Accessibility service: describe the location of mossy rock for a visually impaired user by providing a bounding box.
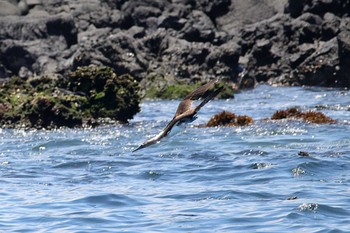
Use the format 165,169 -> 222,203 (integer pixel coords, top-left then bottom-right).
0,77 -> 86,129
0,66 -> 140,129
68,66 -> 140,122
24,95 -> 83,129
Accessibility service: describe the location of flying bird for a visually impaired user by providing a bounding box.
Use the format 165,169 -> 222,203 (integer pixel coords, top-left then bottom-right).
133,80 -> 223,152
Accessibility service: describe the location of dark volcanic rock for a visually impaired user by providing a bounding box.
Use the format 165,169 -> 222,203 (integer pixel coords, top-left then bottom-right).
294,38 -> 340,86
0,13 -> 76,44
285,0 -> 350,18
321,13 -> 341,41
290,18 -> 350,87
180,10 -> 216,42
72,30 -> 148,79
0,0 -> 245,86
336,19 -> 350,87
0,13 -> 77,78
0,0 -> 28,16
1,0 -> 350,93
292,13 -> 323,44
239,0 -> 350,88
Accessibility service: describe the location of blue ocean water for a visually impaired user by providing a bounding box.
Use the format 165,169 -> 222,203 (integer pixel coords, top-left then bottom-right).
0,85 -> 349,232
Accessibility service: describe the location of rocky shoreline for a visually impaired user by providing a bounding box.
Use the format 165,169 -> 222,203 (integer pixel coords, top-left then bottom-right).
1,0 -> 350,88
0,0 -> 349,128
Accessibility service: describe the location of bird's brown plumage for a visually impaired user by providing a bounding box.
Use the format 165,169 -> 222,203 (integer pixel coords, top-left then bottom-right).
174,79 -> 217,117
133,80 -> 223,152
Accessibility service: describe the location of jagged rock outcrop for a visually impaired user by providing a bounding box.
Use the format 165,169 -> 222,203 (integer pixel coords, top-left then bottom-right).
1,0 -> 350,88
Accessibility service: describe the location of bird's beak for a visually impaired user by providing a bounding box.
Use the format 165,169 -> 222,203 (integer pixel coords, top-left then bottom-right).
132,144 -> 144,152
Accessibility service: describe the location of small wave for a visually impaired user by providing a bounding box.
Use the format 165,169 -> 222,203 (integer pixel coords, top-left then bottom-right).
299,203 -> 319,212
72,194 -> 145,208
53,161 -> 91,169
250,162 -> 272,169
31,139 -> 86,151
297,203 -> 350,218
144,170 -> 163,179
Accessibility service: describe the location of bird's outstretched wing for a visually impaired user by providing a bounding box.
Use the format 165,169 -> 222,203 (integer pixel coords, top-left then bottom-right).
185,79 -> 218,100
133,79 -> 222,152
194,84 -> 223,113
175,79 -> 218,117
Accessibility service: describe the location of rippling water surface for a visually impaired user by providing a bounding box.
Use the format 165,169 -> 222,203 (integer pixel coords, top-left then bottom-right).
1,85 -> 350,232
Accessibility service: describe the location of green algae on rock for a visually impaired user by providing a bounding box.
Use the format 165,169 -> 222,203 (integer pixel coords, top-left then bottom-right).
68,66 -> 140,122
0,66 -> 140,129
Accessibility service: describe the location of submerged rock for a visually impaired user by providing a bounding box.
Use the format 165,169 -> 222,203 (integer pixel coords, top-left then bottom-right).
298,151 -> 310,157
0,66 -> 140,129
271,107 -> 336,124
206,111 -> 253,127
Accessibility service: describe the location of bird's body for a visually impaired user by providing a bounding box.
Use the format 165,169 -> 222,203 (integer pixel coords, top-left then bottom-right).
133,80 -> 223,152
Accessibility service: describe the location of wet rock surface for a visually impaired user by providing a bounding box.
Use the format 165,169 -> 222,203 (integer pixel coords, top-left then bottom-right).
1,0 -> 350,88
271,107 -> 336,124
206,111 -> 253,127
0,66 -> 140,129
